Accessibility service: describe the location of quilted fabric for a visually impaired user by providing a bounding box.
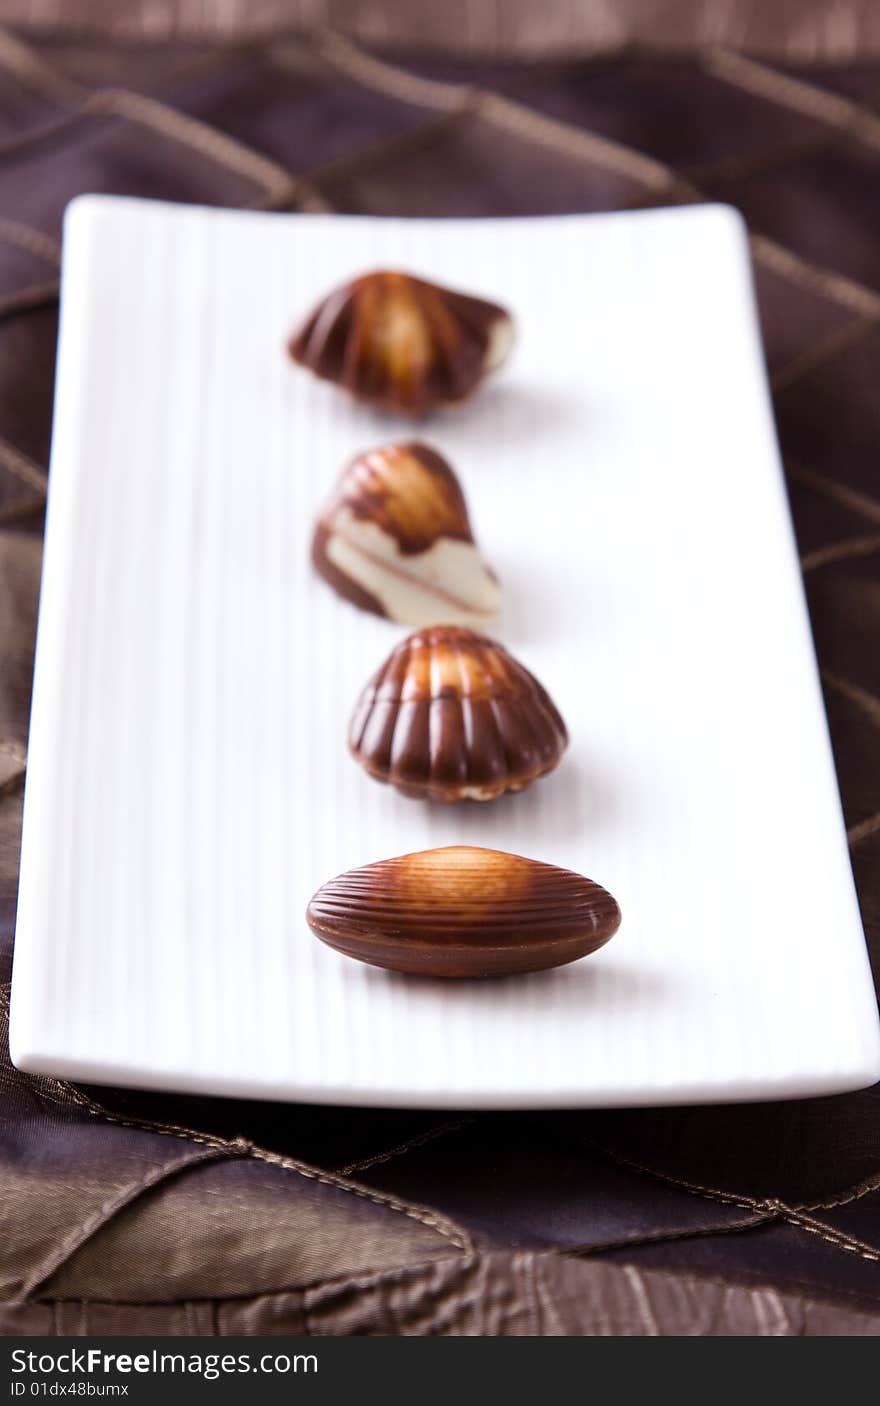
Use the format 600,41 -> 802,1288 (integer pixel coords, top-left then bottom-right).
0,2 -> 879,1335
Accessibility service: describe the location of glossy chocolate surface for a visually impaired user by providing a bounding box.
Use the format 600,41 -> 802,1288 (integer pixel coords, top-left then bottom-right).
349,625 -> 568,801
322,442 -> 473,555
306,845 -> 622,978
288,270 -> 514,416
312,442 -> 499,625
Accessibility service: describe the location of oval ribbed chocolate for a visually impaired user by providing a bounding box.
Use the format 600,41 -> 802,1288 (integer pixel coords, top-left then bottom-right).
313,442 -> 500,627
349,625 -> 568,801
288,271 -> 514,416
307,846 -> 621,978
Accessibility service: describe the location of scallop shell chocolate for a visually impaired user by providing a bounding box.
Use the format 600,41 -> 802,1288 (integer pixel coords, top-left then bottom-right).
287,270 -> 515,416
349,625 -> 568,801
306,845 -> 621,978
313,442 -> 500,628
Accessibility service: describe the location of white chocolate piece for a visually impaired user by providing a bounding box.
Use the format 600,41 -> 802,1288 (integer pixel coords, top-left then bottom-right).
325,508 -> 500,628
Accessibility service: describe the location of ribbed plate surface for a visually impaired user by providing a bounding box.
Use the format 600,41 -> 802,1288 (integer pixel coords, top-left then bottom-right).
10,197 -> 880,1106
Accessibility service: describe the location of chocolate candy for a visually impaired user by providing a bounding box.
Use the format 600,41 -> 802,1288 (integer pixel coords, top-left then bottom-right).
307,845 -> 621,978
288,270 -> 514,416
349,625 -> 568,802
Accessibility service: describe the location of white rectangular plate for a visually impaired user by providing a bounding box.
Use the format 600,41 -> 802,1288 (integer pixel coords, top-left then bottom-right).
11,196 -> 880,1108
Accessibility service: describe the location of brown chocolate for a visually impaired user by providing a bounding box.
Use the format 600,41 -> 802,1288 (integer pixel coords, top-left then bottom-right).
323,442 -> 473,555
306,845 -> 621,978
312,443 -> 500,627
349,625 -> 568,801
288,271 -> 514,416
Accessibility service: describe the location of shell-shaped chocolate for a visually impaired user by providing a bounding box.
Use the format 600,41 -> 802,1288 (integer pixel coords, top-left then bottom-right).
349,625 -> 568,801
288,271 -> 514,416
313,442 -> 500,627
307,845 -> 621,977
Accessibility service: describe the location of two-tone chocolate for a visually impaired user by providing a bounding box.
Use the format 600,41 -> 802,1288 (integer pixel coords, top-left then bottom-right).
288,270 -> 515,416
307,845 -> 621,978
312,442 -> 500,628
349,624 -> 568,801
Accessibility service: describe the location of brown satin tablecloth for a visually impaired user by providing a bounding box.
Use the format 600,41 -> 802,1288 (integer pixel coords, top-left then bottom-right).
1,1 -> 879,1336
